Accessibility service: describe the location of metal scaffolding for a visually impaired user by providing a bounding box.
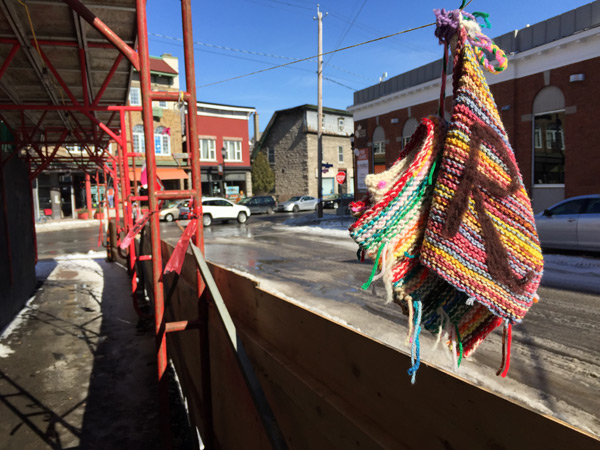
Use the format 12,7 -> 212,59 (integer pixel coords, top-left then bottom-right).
1,1 -> 288,448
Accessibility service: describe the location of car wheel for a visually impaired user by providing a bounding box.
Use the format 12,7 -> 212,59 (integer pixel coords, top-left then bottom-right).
333,202 -> 339,209
267,206 -> 274,215
293,205 -> 299,213
237,212 -> 248,224
203,214 -> 212,227
164,213 -> 174,222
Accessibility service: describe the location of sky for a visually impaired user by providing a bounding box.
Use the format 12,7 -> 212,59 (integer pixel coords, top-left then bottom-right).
145,0 -> 593,135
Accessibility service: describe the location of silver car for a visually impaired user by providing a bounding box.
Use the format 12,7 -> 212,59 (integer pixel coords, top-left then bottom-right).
276,195 -> 319,213
535,194 -> 600,251
159,200 -> 187,222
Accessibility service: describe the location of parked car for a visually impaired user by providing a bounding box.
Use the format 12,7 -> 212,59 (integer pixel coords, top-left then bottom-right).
180,197 -> 251,227
159,201 -> 187,222
322,193 -> 354,209
535,194 -> 600,251
239,195 -> 277,215
276,195 -> 319,213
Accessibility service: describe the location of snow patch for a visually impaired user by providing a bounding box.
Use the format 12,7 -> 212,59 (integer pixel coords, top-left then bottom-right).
36,219 -> 100,233
0,343 -> 14,358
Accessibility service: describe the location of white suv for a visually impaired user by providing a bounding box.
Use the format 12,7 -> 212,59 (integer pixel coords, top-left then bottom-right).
201,197 -> 251,227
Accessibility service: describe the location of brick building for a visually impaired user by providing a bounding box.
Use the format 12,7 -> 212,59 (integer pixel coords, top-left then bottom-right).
253,104 -> 354,201
193,102 -> 255,198
348,2 -> 600,212
127,53 -> 187,190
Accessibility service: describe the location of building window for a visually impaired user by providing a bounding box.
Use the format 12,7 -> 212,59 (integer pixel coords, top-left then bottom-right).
338,118 -> 345,132
533,86 -> 566,186
338,146 -> 344,163
65,144 -> 82,153
158,100 -> 167,108
132,124 -> 170,155
401,118 -> 418,149
224,140 -> 242,162
534,112 -> 565,184
133,124 -> 144,152
199,138 -> 216,161
129,87 -> 141,106
373,142 -> 385,155
154,126 -> 170,156
267,147 -> 275,164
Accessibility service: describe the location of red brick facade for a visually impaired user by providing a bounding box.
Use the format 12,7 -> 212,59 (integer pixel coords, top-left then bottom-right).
353,56 -> 600,203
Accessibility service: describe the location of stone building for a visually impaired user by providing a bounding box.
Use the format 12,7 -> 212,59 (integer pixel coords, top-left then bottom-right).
348,2 -> 600,212
254,104 -> 354,201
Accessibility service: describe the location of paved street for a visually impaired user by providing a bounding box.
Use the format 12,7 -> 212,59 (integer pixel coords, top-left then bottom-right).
37,215 -> 600,439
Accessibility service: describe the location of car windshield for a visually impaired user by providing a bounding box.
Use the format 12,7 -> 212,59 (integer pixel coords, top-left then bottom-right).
289,196 -> 301,201
239,198 -> 251,205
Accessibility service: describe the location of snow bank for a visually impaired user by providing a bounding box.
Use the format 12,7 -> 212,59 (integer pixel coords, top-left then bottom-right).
36,219 -> 101,233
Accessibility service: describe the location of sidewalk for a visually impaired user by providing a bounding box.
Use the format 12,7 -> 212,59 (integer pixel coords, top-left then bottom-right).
0,252 -> 161,449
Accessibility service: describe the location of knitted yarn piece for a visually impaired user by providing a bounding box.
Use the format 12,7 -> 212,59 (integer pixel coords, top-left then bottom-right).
350,114 -> 499,359
421,26 -> 544,324
349,116 -> 445,305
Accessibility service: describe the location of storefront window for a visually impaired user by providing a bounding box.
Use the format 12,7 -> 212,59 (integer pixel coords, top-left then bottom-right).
534,112 -> 565,184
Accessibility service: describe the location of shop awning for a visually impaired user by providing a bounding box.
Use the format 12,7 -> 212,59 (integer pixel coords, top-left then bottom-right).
129,167 -> 189,181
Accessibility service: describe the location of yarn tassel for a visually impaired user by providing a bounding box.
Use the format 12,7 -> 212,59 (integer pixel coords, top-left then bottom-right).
361,243 -> 385,290
496,320 -> 513,377
433,307 -> 446,350
405,297 -> 414,345
450,325 -> 459,371
500,322 -> 513,377
407,300 -> 423,384
454,323 -> 464,368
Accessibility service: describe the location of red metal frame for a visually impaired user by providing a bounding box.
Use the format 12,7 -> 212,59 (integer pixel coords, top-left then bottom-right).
0,1 -> 207,446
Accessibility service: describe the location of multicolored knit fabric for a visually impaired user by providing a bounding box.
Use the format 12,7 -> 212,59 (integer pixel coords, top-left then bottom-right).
349,116 -> 445,305
421,25 -> 544,325
349,114 -> 501,365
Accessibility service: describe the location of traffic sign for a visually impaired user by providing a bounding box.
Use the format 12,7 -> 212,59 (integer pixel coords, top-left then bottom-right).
335,171 -> 346,184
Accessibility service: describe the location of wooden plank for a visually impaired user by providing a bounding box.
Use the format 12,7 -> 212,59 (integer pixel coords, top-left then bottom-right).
243,287 -> 599,450
154,244 -> 599,450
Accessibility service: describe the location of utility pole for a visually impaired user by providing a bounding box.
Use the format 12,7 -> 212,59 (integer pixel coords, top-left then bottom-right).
314,4 -> 327,218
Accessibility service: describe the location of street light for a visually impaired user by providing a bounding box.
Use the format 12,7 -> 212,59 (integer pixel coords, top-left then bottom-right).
220,146 -> 227,198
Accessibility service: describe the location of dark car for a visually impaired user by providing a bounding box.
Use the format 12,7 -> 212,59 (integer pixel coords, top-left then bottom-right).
322,193 -> 354,209
239,195 -> 277,215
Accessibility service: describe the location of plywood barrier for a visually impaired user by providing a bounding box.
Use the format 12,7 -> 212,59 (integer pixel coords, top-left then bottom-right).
154,239 -> 598,449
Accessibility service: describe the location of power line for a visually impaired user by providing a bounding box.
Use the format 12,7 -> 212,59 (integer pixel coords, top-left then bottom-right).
323,77 -> 356,90
197,21 -> 436,88
148,35 -> 370,87
325,0 -> 368,67
149,32 -> 376,83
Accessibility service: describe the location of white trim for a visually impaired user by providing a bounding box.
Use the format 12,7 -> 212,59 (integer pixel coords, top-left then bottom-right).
196,102 -> 255,114
196,111 -> 251,120
348,27 -> 600,121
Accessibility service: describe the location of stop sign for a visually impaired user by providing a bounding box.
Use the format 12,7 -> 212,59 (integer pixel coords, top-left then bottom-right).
335,171 -> 346,184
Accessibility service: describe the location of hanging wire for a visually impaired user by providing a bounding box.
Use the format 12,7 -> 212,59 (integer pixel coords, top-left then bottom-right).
197,21 -> 437,88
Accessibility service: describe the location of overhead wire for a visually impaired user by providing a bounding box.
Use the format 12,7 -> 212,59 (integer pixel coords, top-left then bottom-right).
148,35 -> 367,88
149,32 -> 375,83
197,21 -> 436,88
324,0 -> 368,67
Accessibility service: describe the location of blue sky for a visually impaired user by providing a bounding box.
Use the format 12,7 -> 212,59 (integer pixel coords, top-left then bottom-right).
145,0 -> 592,135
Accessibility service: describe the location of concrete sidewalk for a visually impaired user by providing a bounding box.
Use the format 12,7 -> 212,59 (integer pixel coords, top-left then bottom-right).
0,253 -> 161,449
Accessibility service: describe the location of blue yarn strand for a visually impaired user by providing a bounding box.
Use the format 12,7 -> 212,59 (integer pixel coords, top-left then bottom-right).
408,300 -> 423,384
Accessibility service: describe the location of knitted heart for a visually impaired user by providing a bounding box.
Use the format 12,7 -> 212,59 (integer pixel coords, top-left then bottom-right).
421,25 -> 544,327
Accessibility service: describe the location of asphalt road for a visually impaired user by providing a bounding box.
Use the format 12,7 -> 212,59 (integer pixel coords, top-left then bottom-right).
37,213 -> 600,439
